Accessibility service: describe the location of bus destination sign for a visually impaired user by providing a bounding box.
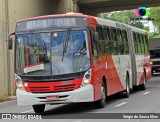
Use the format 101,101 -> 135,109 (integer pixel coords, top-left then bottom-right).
16,17 -> 87,32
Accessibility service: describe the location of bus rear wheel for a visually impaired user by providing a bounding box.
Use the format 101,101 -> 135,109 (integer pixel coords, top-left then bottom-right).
32,104 -> 45,113
95,82 -> 106,108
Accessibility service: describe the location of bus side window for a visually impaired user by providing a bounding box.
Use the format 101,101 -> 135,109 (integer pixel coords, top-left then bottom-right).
143,34 -> 146,54
137,34 -> 142,54
145,35 -> 149,53
111,28 -> 118,55
133,32 -> 137,54
143,35 -> 146,53
123,30 -> 129,54
90,27 -> 98,57
117,29 -> 124,54
103,27 -> 111,54
140,34 -> 145,54
96,25 -> 105,55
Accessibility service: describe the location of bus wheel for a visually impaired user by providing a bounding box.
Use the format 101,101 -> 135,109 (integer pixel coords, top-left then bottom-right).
124,75 -> 130,98
95,82 -> 106,108
32,104 -> 45,113
139,72 -> 146,91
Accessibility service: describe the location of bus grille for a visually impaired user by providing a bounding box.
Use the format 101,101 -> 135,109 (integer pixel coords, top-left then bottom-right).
29,87 -> 50,93
54,85 -> 75,92
29,85 -> 76,93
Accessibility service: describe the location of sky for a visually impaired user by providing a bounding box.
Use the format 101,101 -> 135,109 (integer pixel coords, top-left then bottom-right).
143,20 -> 155,32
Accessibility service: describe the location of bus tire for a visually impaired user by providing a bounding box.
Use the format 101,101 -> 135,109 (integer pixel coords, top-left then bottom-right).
139,71 -> 146,91
95,81 -> 106,108
124,74 -> 130,98
32,104 -> 45,113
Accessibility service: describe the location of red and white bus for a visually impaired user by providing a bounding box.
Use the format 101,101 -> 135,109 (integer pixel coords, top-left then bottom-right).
9,13 -> 152,113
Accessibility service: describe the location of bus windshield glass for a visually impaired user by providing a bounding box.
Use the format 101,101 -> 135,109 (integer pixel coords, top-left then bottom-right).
16,29 -> 90,76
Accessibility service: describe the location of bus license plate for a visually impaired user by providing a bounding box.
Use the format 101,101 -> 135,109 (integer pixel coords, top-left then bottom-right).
46,96 -> 59,101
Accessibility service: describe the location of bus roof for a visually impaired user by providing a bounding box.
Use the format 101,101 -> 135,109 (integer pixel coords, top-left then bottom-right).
94,17 -> 147,34
17,13 -> 90,23
17,13 -> 147,34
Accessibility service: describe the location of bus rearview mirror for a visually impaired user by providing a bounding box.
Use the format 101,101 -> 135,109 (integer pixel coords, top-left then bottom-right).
94,32 -> 99,44
8,32 -> 15,50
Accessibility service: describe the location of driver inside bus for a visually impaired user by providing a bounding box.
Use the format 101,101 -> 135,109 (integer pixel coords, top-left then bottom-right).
79,42 -> 87,55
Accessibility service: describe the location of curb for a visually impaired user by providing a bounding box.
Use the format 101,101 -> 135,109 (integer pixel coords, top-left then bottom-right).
0,96 -> 16,103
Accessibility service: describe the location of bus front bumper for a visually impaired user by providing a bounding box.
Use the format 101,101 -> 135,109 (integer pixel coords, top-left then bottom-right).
16,84 -> 94,105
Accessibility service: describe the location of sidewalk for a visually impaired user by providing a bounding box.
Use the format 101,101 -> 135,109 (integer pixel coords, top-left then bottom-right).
0,96 -> 16,103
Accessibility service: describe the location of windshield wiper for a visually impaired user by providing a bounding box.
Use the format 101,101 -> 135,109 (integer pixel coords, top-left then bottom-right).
62,28 -> 72,61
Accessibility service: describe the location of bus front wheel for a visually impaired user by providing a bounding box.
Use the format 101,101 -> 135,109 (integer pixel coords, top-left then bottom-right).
95,81 -> 106,108
32,104 -> 45,113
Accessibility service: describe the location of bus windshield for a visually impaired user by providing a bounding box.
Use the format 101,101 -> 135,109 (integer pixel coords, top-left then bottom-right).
16,29 -> 90,76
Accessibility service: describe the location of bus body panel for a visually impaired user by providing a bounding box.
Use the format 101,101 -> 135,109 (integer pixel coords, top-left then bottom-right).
17,84 -> 94,105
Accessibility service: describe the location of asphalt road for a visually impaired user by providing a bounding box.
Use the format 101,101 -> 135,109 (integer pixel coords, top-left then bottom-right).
0,76 -> 160,122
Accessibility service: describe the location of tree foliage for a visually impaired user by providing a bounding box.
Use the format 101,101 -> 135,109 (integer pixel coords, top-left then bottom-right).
149,7 -> 160,33
104,10 -> 144,29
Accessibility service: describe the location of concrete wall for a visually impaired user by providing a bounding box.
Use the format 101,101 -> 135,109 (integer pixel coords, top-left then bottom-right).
0,0 -> 8,99
49,0 -> 75,14
0,0 -> 74,99
7,0 -> 56,97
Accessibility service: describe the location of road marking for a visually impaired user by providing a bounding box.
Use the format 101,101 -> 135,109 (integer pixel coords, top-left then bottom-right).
143,91 -> 150,95
0,100 -> 16,105
21,110 -> 33,113
114,102 -> 128,107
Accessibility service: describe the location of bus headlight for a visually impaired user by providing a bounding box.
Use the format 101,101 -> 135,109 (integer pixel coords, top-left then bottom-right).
81,69 -> 91,87
15,74 -> 24,90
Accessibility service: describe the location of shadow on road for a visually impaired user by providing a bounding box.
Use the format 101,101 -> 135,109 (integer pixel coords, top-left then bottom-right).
39,76 -> 160,116
41,102 -> 95,115
40,92 -> 140,115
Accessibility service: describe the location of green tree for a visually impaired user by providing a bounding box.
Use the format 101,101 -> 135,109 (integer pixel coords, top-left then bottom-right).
130,21 -> 144,29
149,7 -> 160,33
104,10 -> 134,24
143,26 -> 150,32
104,10 -> 144,29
